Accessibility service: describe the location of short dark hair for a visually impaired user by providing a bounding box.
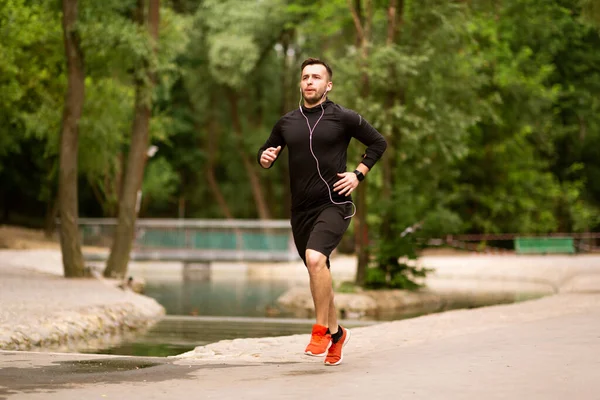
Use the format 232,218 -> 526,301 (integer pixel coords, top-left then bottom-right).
300,57 -> 333,80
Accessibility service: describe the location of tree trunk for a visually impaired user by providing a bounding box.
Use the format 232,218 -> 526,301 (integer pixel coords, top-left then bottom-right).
206,166 -> 234,219
178,195 -> 185,218
203,109 -> 234,219
44,193 -> 59,239
280,33 -> 293,218
1,192 -> 9,223
104,0 -> 159,279
381,0 -> 403,219
227,90 -> 272,220
354,185 -> 369,285
349,0 -> 373,285
59,0 -> 86,278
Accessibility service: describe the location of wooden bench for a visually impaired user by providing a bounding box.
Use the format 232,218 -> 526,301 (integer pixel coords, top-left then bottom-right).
514,237 -> 575,254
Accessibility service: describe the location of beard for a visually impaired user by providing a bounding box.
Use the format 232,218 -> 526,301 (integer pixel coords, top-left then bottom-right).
303,88 -> 327,105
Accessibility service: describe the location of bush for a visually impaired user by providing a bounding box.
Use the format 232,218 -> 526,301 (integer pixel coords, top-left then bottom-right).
364,233 -> 432,290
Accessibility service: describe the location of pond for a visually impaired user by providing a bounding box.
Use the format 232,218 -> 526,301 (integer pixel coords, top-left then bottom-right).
89,275 -> 377,357
93,315 -> 377,358
143,277 -> 298,318
87,262 -> 540,358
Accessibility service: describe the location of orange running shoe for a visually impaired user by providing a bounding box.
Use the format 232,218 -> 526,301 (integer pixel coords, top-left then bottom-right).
324,326 -> 351,366
304,324 -> 331,356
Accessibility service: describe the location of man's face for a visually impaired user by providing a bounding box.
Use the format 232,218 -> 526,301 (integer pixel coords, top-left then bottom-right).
300,64 -> 332,105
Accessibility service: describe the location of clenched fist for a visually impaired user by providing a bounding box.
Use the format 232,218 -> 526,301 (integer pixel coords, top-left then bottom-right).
260,146 -> 281,168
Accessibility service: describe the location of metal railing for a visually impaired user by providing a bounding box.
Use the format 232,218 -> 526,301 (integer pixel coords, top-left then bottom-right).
432,233 -> 600,253
77,218 -> 300,262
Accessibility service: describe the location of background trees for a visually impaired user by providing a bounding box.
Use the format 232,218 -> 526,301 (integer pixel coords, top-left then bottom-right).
1,0 -> 599,284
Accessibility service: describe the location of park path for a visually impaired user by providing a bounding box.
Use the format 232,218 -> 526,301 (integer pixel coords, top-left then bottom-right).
0,250 -> 599,399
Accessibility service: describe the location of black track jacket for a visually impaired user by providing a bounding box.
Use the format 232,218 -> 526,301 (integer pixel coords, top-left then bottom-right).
258,99 -> 387,213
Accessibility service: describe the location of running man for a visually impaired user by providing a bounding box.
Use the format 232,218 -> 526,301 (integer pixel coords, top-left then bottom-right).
257,58 -> 387,366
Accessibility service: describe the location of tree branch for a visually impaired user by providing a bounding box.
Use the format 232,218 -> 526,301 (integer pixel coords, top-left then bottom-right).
364,0 -> 373,42
387,0 -> 398,45
347,0 -> 365,43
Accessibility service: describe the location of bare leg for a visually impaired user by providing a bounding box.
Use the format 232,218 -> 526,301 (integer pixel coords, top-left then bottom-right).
305,249 -> 332,327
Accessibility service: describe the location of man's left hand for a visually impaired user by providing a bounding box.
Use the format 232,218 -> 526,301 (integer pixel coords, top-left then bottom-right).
333,172 -> 359,196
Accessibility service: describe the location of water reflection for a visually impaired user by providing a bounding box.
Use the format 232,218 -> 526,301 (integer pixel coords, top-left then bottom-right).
93,262 -> 540,358
92,316 -> 377,357
144,278 -> 296,318
90,263 -> 376,357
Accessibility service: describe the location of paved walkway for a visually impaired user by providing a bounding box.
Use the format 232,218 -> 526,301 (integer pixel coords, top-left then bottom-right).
1,293 -> 599,399
0,250 -> 165,352
0,250 -> 599,399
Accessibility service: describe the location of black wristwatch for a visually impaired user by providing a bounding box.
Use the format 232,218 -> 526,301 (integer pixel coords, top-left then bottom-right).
354,170 -> 365,182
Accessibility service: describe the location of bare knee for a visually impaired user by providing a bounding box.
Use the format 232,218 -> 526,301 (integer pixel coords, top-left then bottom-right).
305,250 -> 327,275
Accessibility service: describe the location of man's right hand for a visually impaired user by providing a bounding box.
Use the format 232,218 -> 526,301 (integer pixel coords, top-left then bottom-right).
260,146 -> 281,168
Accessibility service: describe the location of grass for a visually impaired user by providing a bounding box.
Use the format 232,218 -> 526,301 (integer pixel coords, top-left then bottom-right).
335,280 -> 360,294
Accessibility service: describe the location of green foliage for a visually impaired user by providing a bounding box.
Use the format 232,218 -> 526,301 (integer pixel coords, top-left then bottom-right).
0,0 -> 62,168
365,232 -> 432,290
0,0 -> 62,206
141,157 -> 180,209
208,34 -> 259,89
452,0 -> 600,234
335,281 -> 359,294
1,0 -> 600,289
78,0 -> 145,77
580,0 -> 600,27
339,1 -> 485,289
199,0 -> 288,89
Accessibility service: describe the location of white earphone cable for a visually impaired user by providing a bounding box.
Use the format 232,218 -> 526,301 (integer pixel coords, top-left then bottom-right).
298,89 -> 356,219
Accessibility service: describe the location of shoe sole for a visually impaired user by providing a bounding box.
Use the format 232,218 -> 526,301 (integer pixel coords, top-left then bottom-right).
304,341 -> 331,357
324,329 -> 351,366
304,350 -> 327,357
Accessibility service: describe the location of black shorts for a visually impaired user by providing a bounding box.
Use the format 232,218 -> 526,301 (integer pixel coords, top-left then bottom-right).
291,203 -> 352,268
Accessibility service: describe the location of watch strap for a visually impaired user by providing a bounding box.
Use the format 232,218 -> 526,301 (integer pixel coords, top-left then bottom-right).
354,170 -> 365,182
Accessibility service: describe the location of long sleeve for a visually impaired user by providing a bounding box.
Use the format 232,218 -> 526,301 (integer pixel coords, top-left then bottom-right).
341,109 -> 387,169
257,118 -> 287,169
